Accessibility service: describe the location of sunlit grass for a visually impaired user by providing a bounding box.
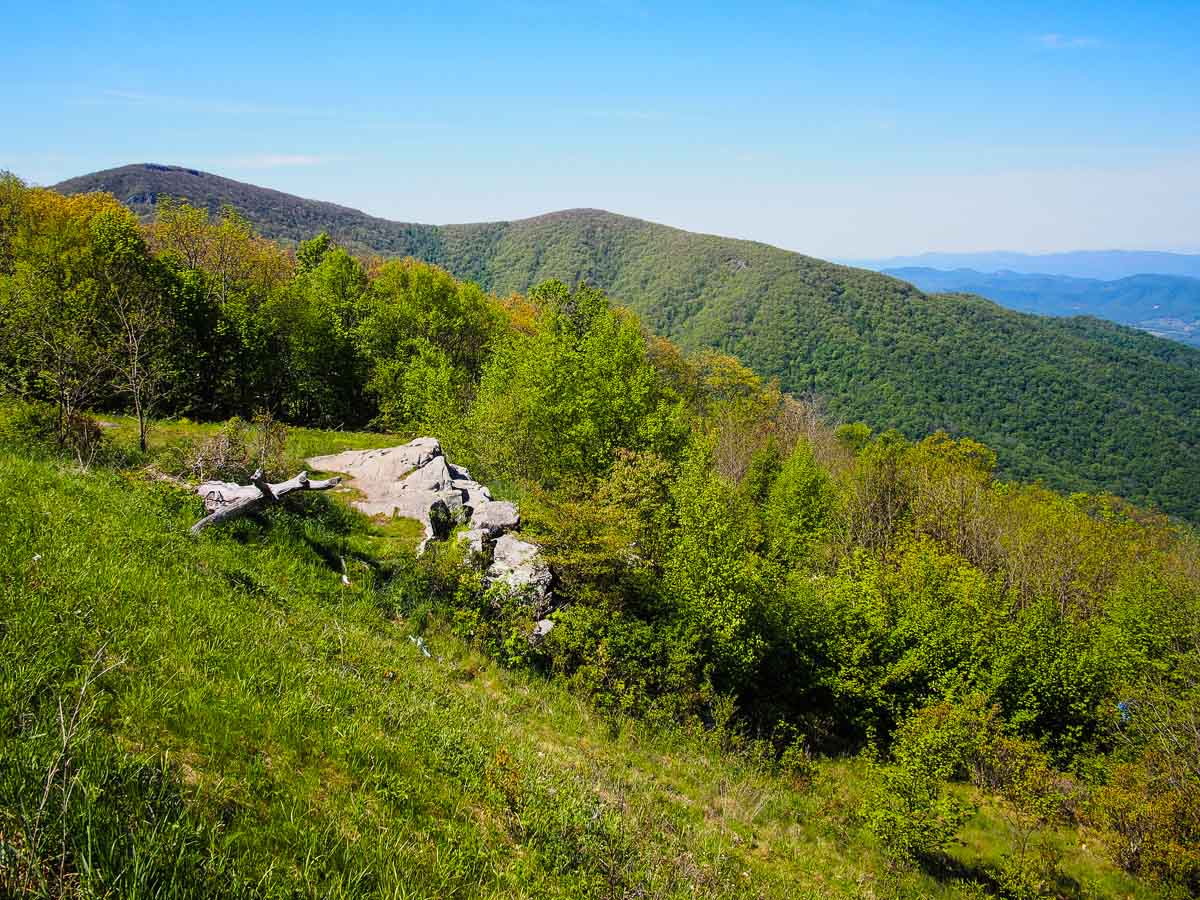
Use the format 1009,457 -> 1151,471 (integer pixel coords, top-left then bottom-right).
0,433 -> 1166,898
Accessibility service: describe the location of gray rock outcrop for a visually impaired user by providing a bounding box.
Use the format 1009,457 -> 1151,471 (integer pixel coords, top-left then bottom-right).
307,439 -> 556,624
487,533 -> 553,614
310,438 -> 510,548
472,500 -> 520,536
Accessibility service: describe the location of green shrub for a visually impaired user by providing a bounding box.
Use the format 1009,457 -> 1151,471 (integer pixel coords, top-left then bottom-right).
0,400 -> 109,467
863,696 -> 1068,887
1094,752 -> 1200,892
1093,645 -> 1200,892
861,703 -> 977,866
0,399 -> 59,448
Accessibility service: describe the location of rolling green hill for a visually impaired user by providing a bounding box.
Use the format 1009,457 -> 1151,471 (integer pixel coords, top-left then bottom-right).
53,164 -> 1200,519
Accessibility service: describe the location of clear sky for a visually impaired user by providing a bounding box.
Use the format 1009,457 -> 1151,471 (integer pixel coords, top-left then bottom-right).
3,1 -> 1198,258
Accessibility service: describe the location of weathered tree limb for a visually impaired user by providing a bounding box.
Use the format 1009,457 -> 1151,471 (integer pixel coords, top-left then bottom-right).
191,469 -> 341,535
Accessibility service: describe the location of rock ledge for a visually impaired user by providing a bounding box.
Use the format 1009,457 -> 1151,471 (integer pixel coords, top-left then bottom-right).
309,438 -> 555,619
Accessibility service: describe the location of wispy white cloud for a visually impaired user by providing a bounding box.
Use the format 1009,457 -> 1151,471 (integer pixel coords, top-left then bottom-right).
583,109 -> 661,121
1036,33 -> 1104,49
93,88 -> 320,117
223,153 -> 334,169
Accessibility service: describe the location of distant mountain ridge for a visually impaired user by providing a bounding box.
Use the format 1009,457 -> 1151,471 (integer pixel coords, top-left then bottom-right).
52,163 -> 447,256
885,267 -> 1200,347
51,163 -> 1200,520
850,249 -> 1200,280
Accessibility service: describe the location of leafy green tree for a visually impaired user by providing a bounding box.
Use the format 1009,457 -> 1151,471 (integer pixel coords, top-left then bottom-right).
862,701 -> 979,866
295,231 -> 333,274
470,281 -> 682,484
844,429 -> 913,557
0,187 -> 118,452
91,207 -> 174,452
762,440 -> 839,568
835,422 -> 872,453
368,338 -> 462,435
148,200 -> 294,418
355,259 -> 498,436
266,247 -> 367,425
664,438 -> 769,693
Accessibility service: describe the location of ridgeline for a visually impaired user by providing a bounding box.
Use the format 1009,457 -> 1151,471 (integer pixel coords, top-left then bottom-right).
54,164 -> 1200,520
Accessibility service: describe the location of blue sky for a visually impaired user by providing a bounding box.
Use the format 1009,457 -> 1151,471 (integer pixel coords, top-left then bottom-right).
3,1 -> 1198,257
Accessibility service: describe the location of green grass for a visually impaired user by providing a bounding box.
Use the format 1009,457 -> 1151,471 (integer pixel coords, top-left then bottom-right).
0,435 -> 1163,898
99,414 -> 405,464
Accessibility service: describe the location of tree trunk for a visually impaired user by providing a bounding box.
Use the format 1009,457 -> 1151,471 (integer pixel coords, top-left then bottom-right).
191,469 -> 341,535
135,395 -> 147,453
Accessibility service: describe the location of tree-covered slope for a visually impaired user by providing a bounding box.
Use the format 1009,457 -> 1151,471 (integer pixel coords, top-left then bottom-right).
53,165 -> 1200,519
51,163 -> 446,256
391,208 -> 1200,520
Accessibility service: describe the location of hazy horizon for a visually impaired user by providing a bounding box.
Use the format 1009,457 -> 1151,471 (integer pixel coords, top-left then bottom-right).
5,1 -> 1198,258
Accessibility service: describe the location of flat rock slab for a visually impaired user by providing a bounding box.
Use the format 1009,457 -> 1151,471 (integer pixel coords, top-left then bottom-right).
308,438 -> 442,485
308,439 -> 450,540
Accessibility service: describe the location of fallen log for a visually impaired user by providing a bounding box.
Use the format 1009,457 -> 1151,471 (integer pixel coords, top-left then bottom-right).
191,469 -> 341,535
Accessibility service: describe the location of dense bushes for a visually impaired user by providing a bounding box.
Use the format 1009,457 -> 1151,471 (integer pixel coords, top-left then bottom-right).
468,280 -> 687,485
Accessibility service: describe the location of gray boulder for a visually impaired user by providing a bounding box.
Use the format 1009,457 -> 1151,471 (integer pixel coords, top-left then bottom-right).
456,527 -> 491,560
399,455 -> 454,493
472,501 -> 520,536
487,533 -> 553,614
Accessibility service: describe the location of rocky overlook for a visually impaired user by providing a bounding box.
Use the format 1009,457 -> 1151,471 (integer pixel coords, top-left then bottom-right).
308,439 -> 554,624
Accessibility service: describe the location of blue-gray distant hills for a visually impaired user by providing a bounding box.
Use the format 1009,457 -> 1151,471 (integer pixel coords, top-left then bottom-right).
853,250 -> 1200,280
883,268 -> 1200,347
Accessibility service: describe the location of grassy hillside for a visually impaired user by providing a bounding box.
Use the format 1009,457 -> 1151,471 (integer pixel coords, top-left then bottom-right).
0,424 -> 1162,899
8,174 -> 1200,897
51,165 -> 1200,520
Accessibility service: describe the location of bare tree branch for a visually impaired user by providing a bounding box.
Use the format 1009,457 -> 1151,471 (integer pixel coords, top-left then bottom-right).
191,469 -> 341,534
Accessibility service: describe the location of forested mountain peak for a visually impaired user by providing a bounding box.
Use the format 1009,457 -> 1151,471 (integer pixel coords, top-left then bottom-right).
54,163 -> 376,219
